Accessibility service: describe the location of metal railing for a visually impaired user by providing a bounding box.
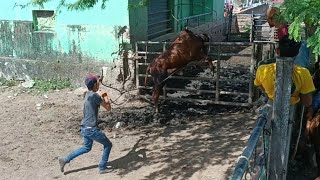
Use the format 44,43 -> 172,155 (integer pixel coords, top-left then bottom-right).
231,57 -> 300,180
231,104 -> 271,179
134,41 -> 273,107
175,11 -> 217,31
171,4 -> 218,31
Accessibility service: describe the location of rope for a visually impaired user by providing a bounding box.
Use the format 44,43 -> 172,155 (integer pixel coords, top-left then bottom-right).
291,105 -> 305,160
262,117 -> 269,179
151,66 -> 185,87
99,69 -> 138,106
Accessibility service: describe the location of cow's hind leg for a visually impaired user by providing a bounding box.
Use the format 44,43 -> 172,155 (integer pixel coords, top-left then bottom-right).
152,71 -> 167,113
152,86 -> 161,113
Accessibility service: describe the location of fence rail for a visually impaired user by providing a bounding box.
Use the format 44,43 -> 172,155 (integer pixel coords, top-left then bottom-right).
171,3 -> 218,32
231,104 -> 270,179
134,41 -> 276,107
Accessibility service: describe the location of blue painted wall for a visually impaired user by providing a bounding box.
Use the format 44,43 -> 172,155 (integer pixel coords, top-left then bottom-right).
1,0 -> 129,25
0,0 -> 130,62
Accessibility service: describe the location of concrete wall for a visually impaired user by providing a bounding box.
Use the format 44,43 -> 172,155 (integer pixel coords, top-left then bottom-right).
0,0 -> 130,62
191,20 -> 226,42
0,20 -> 127,61
0,0 -> 133,86
0,57 -> 106,86
239,3 -> 269,14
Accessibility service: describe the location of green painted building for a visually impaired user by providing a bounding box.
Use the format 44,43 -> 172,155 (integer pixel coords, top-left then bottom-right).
130,0 -> 225,42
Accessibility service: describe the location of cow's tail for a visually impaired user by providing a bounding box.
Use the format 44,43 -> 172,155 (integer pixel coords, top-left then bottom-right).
144,64 -> 150,87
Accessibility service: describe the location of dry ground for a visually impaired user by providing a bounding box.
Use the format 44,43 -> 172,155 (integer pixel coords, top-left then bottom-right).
0,85 -> 257,180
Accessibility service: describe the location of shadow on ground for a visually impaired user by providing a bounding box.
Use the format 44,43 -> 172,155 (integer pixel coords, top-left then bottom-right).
85,101 -> 257,179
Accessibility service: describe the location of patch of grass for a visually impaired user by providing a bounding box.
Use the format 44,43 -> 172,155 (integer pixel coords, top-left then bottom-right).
0,77 -> 18,87
33,79 -> 72,92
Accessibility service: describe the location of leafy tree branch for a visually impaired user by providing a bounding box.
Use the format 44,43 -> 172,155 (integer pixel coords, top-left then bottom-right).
280,0 -> 320,55
27,0 -> 149,10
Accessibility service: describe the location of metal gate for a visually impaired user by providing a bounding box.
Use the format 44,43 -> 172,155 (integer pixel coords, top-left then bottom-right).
134,41 -> 274,107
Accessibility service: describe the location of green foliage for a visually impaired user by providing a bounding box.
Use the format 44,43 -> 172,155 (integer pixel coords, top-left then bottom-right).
29,0 -> 109,10
0,78 -> 18,87
280,0 -> 320,55
28,0 -> 148,10
33,79 -> 72,92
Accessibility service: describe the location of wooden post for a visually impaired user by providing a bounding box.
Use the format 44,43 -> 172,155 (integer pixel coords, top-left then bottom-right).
249,43 -> 256,104
249,13 -> 254,42
215,45 -> 221,102
122,43 -> 129,83
267,57 -> 294,180
135,42 -> 140,94
163,43 -> 167,99
227,7 -> 233,41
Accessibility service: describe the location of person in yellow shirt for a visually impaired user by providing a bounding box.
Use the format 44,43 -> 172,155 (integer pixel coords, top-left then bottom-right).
254,35 -> 315,110
253,35 -> 315,180
254,63 -> 315,105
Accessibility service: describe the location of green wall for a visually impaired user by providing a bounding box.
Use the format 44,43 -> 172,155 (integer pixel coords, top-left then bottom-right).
129,0 -> 148,44
170,0 -> 224,32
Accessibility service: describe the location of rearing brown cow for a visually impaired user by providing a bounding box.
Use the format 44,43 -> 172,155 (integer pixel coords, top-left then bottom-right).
144,28 -> 214,113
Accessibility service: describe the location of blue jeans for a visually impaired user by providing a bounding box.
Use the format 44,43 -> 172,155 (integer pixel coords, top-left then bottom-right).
313,92 -> 320,111
64,127 -> 112,171
294,41 -> 310,68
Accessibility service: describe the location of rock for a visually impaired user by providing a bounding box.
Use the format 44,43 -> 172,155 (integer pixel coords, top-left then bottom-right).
115,121 -> 122,129
21,80 -> 35,88
73,87 -> 88,97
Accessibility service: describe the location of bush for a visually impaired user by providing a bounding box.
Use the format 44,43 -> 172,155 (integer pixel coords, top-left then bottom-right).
33,79 -> 72,92
0,77 -> 18,87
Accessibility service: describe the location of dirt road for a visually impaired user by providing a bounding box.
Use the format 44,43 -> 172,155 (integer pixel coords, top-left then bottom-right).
0,86 -> 256,180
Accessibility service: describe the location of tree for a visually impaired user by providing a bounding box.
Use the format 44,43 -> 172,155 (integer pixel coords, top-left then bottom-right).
280,0 -> 320,55
28,0 -> 149,10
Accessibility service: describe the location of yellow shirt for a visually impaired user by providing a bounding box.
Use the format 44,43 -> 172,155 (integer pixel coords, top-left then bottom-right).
254,63 -> 315,105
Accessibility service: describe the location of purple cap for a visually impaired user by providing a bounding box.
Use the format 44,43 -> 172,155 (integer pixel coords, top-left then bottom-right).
85,75 -> 98,89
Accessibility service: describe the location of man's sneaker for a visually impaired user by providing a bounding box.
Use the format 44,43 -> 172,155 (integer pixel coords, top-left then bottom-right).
99,166 -> 113,174
58,158 -> 67,172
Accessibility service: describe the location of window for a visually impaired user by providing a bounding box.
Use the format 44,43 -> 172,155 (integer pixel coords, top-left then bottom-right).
32,10 -> 55,31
